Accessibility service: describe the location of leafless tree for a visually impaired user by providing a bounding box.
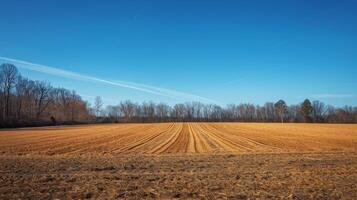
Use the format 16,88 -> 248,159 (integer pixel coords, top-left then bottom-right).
0,63 -> 19,120
142,101 -> 156,121
263,102 -> 275,121
156,103 -> 170,121
203,104 -> 214,120
33,81 -> 53,119
192,102 -> 203,119
15,78 -> 36,120
106,105 -> 121,122
312,100 -> 326,122
94,96 -> 103,117
172,104 -> 186,121
119,100 -> 136,122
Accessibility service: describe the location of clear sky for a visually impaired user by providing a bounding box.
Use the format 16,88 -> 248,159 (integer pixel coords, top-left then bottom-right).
0,0 -> 356,106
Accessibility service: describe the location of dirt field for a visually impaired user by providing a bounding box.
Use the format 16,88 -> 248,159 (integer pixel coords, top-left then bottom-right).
1,123 -> 356,199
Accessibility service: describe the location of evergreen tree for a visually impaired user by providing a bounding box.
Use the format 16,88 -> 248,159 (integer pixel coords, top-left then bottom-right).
274,100 -> 287,123
300,99 -> 313,122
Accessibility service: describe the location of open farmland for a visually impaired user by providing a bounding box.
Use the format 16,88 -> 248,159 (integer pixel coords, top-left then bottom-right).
1,123 -> 357,199
1,123 -> 356,155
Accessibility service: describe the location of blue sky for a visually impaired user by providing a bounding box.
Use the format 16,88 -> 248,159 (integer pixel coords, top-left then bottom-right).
0,0 -> 356,106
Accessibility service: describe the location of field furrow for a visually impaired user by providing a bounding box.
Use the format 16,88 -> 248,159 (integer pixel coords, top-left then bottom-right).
198,123 -> 253,152
146,123 -> 183,154
115,123 -> 174,153
1,122 -> 356,155
163,123 -> 191,153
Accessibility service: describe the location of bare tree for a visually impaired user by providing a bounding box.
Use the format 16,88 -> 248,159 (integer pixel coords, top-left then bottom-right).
33,81 -> 53,119
312,100 -> 326,122
192,102 -> 203,119
156,103 -> 170,121
142,101 -> 156,121
0,63 -> 19,120
69,90 -> 81,121
264,102 -> 275,122
15,76 -> 28,119
119,100 -> 136,122
172,104 -> 186,121
94,96 -> 103,117
54,88 -> 71,120
203,104 -> 214,120
211,105 -> 223,121
16,78 -> 36,120
288,104 -> 301,122
185,102 -> 194,121
106,105 -> 121,122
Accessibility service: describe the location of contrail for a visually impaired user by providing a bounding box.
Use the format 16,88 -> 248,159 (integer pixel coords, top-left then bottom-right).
0,56 -> 217,103
114,80 -> 216,103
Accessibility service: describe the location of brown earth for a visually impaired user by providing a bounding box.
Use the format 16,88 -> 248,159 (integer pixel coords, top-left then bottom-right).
0,123 -> 356,199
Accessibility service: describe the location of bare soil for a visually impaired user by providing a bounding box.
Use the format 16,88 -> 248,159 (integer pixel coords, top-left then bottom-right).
0,123 -> 356,199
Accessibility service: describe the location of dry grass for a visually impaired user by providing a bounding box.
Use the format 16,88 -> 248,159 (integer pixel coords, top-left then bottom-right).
0,123 -> 356,199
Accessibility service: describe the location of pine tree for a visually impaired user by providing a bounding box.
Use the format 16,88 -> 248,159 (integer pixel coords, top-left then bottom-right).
300,99 -> 312,122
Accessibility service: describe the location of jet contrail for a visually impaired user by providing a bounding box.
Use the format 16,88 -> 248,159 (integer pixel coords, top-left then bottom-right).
114,80 -> 216,103
0,56 -> 217,103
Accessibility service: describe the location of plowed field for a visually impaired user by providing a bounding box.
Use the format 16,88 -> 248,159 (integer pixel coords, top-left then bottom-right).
1,123 -> 356,155
1,123 -> 356,199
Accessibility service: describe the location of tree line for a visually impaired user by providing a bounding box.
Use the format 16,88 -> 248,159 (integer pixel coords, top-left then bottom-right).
0,63 -> 93,127
1,63 -> 356,127
100,98 -> 357,123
